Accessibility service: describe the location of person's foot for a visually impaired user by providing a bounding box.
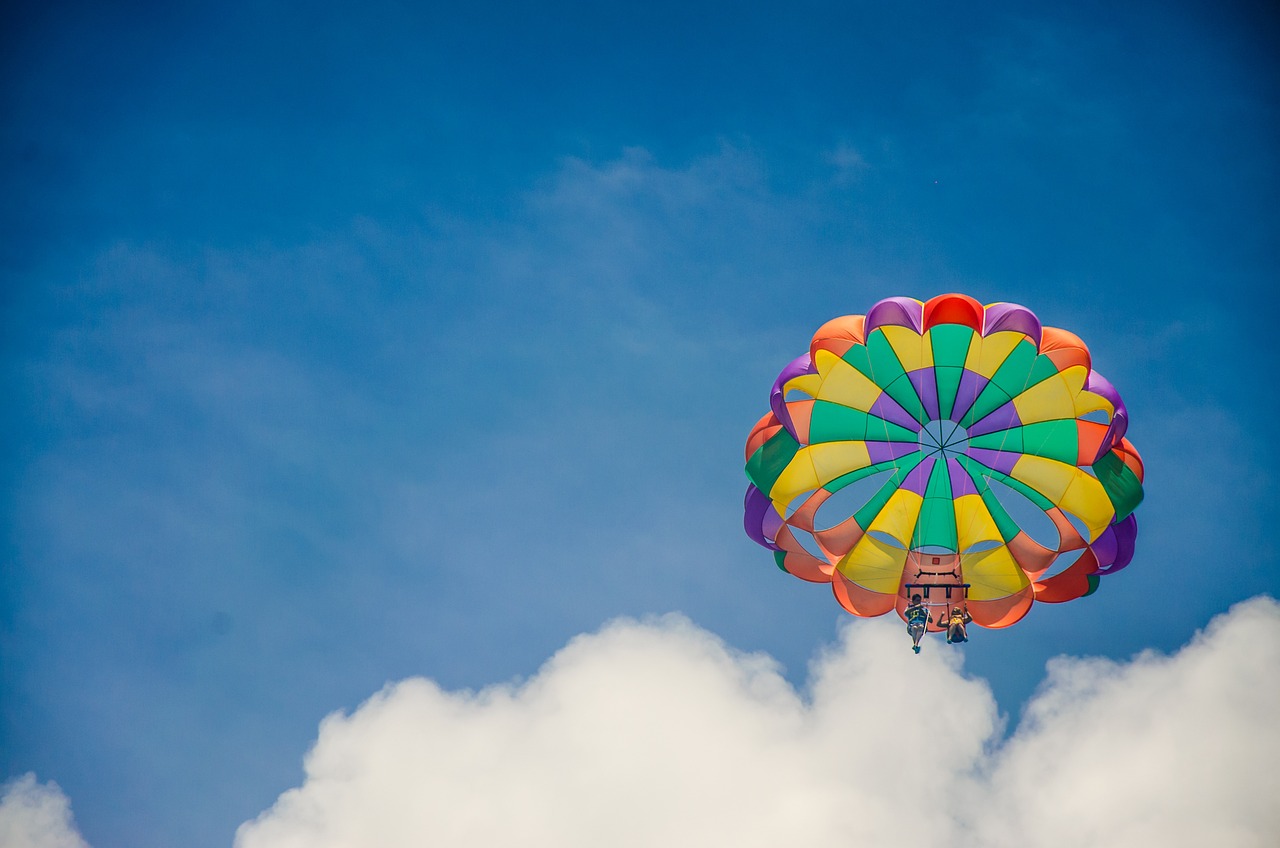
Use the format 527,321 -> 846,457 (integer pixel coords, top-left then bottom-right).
913,645 -> 920,654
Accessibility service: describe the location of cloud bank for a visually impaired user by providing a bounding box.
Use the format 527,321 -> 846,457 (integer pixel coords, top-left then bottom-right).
0,775 -> 89,848
237,598 -> 1279,848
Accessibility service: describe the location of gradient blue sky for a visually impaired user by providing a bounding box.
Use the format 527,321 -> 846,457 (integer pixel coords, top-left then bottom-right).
3,2 -> 1278,846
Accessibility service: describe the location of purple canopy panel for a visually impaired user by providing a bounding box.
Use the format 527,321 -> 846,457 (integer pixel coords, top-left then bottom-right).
1089,522 -> 1119,566
907,369 -> 940,420
968,399 -> 1023,437
1114,513 -> 1138,567
761,503 -> 785,549
865,296 -> 924,335
743,485 -> 781,550
869,391 -> 923,432
1085,370 -> 1128,458
866,440 -> 922,464
769,353 -> 816,442
950,369 -> 988,424
966,447 -> 1021,475
901,455 -> 936,496
947,456 -> 980,498
1094,514 -> 1138,575
983,302 -> 1043,346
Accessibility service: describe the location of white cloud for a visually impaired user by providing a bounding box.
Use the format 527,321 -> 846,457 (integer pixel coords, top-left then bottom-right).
967,596 -> 1280,848
0,775 -> 89,848
236,597 -> 1280,848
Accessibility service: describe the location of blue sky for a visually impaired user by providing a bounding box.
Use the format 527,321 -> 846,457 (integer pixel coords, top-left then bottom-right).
2,2 -> 1278,846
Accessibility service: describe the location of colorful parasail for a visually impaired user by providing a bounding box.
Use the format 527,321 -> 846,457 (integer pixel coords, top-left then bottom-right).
743,294 -> 1144,632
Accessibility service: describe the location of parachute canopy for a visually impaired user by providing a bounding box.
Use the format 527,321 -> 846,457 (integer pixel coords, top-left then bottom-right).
744,294 -> 1143,630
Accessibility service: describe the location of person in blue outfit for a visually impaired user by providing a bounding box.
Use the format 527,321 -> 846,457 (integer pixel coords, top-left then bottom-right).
905,594 -> 931,654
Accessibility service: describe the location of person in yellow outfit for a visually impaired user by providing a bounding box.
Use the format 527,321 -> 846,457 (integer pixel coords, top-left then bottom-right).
944,606 -> 972,644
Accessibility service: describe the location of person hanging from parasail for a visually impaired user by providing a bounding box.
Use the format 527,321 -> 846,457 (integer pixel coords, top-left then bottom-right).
905,594 -> 931,654
944,606 -> 972,644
